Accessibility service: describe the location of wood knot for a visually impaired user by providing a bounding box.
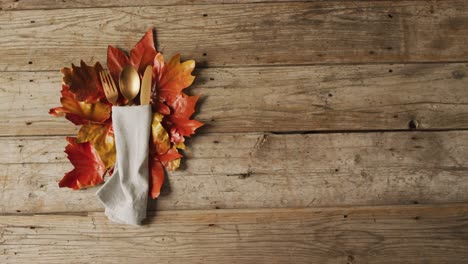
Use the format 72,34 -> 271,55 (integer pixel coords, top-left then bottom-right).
253,134 -> 268,150
452,70 -> 465,79
408,120 -> 418,129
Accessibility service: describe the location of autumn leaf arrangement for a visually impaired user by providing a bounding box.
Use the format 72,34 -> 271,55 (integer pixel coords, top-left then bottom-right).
49,28 -> 203,199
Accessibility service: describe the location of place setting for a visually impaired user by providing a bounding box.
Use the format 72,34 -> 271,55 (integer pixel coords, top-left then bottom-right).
49,28 -> 203,225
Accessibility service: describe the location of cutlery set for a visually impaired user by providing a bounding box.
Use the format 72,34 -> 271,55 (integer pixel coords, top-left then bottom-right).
99,65 -> 152,106
96,64 -> 154,225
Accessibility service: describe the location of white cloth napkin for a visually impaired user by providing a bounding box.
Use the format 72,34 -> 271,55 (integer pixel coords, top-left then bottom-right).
96,105 -> 152,225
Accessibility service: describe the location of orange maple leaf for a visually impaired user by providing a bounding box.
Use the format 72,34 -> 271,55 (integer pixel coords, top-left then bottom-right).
49,84 -> 111,125
146,53 -> 203,197
151,54 -> 203,142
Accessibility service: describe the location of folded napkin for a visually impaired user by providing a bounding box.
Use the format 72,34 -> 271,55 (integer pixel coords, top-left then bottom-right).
96,105 -> 152,225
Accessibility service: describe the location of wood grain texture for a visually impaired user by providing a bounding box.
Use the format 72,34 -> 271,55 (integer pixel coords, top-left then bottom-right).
1,63 -> 468,136
0,0 -> 301,10
1,131 -> 467,214
1,1 -> 468,71
1,204 -> 468,263
1,1 -> 467,262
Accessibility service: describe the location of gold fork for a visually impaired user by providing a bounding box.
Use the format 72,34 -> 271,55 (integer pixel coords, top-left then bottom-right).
99,70 -> 119,105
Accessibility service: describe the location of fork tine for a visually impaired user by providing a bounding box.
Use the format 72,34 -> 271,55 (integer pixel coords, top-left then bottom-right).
100,72 -> 109,93
103,71 -> 111,90
99,71 -> 107,91
100,70 -> 119,105
106,71 -> 117,92
100,71 -> 106,86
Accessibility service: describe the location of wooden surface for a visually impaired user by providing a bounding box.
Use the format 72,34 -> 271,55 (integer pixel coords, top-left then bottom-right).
2,63 -> 468,136
1,131 -> 468,214
2,1 -> 468,71
2,204 -> 468,264
1,0 -> 468,263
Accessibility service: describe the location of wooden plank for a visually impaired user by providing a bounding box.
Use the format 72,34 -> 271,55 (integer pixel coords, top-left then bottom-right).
1,1 -> 468,71
1,204 -> 467,263
1,131 -> 468,214
0,0 -> 301,10
2,63 -> 468,136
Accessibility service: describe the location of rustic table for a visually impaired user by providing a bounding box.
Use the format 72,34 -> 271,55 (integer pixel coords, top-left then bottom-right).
1,0 -> 468,263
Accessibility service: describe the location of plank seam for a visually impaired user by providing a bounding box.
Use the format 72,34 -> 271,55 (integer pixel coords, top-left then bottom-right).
1,60 -> 468,73
0,0 -> 384,12
2,202 -> 467,217
2,128 -> 468,139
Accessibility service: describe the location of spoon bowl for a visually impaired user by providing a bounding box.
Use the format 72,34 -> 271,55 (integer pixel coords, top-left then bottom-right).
119,66 -> 140,105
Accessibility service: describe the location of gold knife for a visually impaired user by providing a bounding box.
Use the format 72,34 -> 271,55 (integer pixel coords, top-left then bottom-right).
140,65 -> 152,105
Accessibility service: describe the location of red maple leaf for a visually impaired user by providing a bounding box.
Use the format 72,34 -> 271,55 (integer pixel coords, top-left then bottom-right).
164,93 -> 204,143
58,137 -> 106,190
107,28 -> 157,101
149,148 -> 182,198
149,159 -> 165,199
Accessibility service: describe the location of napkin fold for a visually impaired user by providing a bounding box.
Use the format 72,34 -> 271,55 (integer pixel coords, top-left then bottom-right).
96,105 -> 152,225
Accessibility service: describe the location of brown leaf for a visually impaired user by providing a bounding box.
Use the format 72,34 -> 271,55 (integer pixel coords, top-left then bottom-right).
61,61 -> 105,103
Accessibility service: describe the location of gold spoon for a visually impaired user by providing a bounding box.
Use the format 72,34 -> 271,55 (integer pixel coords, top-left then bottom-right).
119,66 -> 140,106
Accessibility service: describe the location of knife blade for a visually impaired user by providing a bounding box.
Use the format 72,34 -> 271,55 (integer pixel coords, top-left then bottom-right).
140,65 -> 152,105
